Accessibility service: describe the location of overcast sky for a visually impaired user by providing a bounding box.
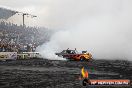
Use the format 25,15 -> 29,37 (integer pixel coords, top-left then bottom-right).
0,0 -> 131,29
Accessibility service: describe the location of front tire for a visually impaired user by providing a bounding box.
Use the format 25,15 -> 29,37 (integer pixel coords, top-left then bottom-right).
80,56 -> 85,61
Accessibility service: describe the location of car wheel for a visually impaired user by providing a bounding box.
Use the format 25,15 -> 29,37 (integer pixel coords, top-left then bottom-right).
80,56 -> 85,61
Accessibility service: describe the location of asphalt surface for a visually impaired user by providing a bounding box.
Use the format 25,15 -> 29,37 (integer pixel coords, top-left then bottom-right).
0,59 -> 132,88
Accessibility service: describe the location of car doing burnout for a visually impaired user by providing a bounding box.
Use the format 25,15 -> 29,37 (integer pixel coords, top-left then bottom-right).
55,48 -> 92,61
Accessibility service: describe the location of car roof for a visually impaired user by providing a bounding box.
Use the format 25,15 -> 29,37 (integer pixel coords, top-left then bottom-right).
63,50 -> 75,51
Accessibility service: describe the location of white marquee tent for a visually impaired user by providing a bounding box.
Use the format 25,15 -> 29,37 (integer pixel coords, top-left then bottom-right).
0,7 -> 17,19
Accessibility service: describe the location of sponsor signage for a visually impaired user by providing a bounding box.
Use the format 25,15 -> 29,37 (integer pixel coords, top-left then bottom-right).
0,52 -> 17,60
80,67 -> 131,87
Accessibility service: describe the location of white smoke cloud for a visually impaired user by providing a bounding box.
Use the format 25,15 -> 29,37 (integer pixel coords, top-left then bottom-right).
36,38 -> 66,60
36,0 -> 132,60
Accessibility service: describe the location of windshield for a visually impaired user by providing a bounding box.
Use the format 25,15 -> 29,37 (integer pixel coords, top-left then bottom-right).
61,50 -> 79,54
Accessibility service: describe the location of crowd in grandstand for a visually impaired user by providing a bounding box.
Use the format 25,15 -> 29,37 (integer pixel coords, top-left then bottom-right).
0,21 -> 53,52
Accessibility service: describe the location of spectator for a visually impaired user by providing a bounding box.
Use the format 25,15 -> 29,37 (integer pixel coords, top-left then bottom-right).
0,21 -> 53,52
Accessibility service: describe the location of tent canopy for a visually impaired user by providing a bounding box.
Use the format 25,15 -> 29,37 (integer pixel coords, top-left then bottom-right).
0,7 -> 17,19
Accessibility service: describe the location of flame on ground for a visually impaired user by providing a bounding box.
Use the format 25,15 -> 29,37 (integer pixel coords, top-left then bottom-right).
81,67 -> 89,78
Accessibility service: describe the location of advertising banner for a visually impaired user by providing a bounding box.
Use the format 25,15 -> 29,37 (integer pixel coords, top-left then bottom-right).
0,52 -> 17,60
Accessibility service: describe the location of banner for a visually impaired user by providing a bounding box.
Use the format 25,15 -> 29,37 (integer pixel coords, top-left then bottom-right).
0,52 -> 17,60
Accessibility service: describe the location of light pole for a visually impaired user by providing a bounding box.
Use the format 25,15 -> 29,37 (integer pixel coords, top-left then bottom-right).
22,13 -> 26,26
17,12 -> 37,27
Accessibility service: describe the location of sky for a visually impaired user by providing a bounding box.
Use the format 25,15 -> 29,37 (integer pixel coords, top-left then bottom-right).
1,0 -> 132,60
0,0 -> 131,29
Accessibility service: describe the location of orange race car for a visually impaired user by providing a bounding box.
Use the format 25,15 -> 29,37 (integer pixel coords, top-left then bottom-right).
55,48 -> 92,61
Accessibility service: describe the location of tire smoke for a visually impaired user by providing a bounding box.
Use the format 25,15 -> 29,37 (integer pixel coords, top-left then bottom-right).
36,0 -> 132,61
